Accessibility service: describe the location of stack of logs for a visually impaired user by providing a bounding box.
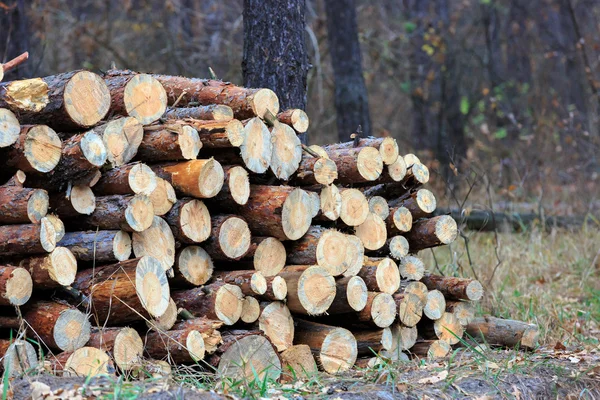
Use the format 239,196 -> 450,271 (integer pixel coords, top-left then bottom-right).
0,67 -> 539,382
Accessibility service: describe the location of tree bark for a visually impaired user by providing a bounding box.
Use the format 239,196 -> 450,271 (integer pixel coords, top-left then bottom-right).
420,274 -> 484,301
57,230 -> 132,264
277,265 -> 336,315
1,125 -> 62,174
94,163 -> 158,196
0,175 -> 48,224
18,247 -> 77,289
465,316 -> 539,350
151,160 -> 224,199
171,282 -> 243,325
0,217 -> 59,256
87,327 -> 143,370
137,125 -> 201,162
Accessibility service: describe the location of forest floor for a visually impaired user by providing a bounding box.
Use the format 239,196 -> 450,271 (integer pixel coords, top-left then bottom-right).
4,227 -> 600,399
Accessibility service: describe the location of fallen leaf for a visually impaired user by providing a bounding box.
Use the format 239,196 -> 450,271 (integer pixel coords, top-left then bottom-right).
418,370 -> 448,384
554,341 -> 567,351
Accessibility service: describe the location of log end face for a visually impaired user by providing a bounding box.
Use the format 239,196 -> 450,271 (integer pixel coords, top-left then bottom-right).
314,157 -> 338,185
251,272 -> 267,295
466,280 -> 484,301
389,236 -> 410,260
240,296 -> 261,323
133,216 -> 175,271
49,247 -> 78,286
412,162 -> 430,184
436,215 -> 458,244
3,78 -> 49,112
214,284 -> 243,325
147,297 -> 178,331
40,217 -> 58,252
417,189 -> 437,214
149,178 -> 177,216
64,71 -> 111,127
24,125 -> 62,173
125,195 -> 155,232
178,246 -> 213,286
434,312 -> 463,345
27,189 -> 49,223
271,276 -> 288,300
179,125 -> 201,160
270,123 -> 302,180
227,166 -> 250,205
253,88 -> 280,118
225,119 -> 244,147
371,293 -> 397,328
113,327 -> 144,370
316,230 -> 350,276
379,137 -> 400,165
282,188 -> 312,240
398,292 -> 424,327
113,230 -> 133,262
80,130 -> 108,166
217,334 -> 281,382
298,266 -> 336,315
340,189 -> 369,227
368,196 -> 389,220
2,340 -> 38,377
181,200 -> 211,243
0,108 -> 20,147
186,330 -> 206,362
123,74 -> 167,125
254,237 -> 286,277
103,117 -> 144,167
70,185 -> 96,215
355,213 -> 387,251
320,328 -> 357,374
129,163 -> 158,195
241,118 -> 272,173
357,147 -> 384,181
214,105 -> 234,121
387,156 -> 407,181
343,234 -> 365,277
404,153 -> 421,168
375,258 -> 400,294
135,256 -> 171,318
290,109 -> 309,133
427,340 -> 451,359
54,309 -> 92,352
320,184 -> 341,221
346,276 -> 368,311
219,216 -> 251,260
393,207 -> 413,233
399,256 -> 425,281
424,290 -> 447,321
5,267 -> 32,306
64,347 -> 112,377
258,301 -> 294,351
198,158 -> 225,198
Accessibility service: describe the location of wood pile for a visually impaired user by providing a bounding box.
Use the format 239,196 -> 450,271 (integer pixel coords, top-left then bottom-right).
0,67 -> 538,382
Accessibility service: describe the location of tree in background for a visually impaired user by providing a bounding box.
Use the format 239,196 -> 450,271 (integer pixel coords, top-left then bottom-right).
324,0 -> 372,141
242,0 -> 310,143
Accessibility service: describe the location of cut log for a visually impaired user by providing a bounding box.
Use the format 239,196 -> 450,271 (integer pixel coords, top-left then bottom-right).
0,108 -> 20,147
149,177 -> 177,216
280,344 -> 317,382
423,289 -> 446,321
2,125 -> 62,173
355,212 -> 387,250
399,255 -> 425,281
203,215 -> 251,260
80,194 -> 154,232
104,70 -> 167,124
326,146 -> 383,183
420,274 -> 484,301
258,301 -> 295,351
137,125 -> 201,161
152,159 -> 224,199
50,185 -> 96,217
19,247 -> 76,289
154,75 -> 280,119
0,179 -> 48,224
410,340 -> 451,359
404,154 -> 420,167
318,184 -> 341,221
270,122 -> 302,180
308,192 -> 321,221
368,196 -> 389,220
95,117 -> 144,168
354,328 -> 394,356
342,234 -> 365,277
72,256 -> 170,325
419,312 -> 464,345
171,282 -> 243,325
238,185 -> 312,240
164,198 -> 211,244
0,339 -> 38,377
286,227 -> 351,276
385,155 -> 407,181
144,325 -> 206,363
87,327 -> 143,370
23,301 -> 91,351
465,316 -> 539,350
394,292 -> 423,327
94,163 -> 157,196
278,266 -> 336,315
172,246 -> 213,287
132,216 -> 176,271
291,156 -> 338,186
0,217 -> 58,255
58,230 -> 131,263
181,119 -> 244,148
211,165 -> 250,206
405,162 -> 430,185
401,281 -> 428,307
367,236 -> 410,260
51,347 -> 112,377
327,276 -> 368,314
0,71 -> 111,130
389,323 -> 418,351
164,104 -> 234,121
213,270 -> 266,296
293,319 -> 357,374
44,214 -> 65,242
325,137 -> 399,165
387,206 -> 413,235
240,296 -> 261,323
359,258 -> 400,294
446,301 -> 475,326
356,292 -> 397,328
146,298 -> 178,331
209,331 -> 281,382
339,188 -> 369,227
261,275 -> 288,301
0,266 -> 32,306
250,237 -> 286,277
277,109 -> 309,133
240,117 -> 273,173
392,189 -> 436,220
171,318 -> 224,354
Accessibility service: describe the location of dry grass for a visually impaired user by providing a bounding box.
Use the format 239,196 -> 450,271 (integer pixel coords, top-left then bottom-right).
421,225 -> 600,347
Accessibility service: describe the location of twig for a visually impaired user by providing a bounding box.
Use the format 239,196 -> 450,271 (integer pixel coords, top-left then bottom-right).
1,51 -> 28,73
171,91 -> 187,108
208,67 -> 218,80
301,144 -> 320,158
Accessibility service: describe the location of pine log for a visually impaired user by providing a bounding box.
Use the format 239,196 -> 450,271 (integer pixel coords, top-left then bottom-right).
58,230 -> 131,264
1,125 -> 62,173
50,185 -> 96,217
151,159 -> 224,199
94,163 -> 157,196
136,124 -> 201,162
79,194 -> 154,232
410,340 -> 451,359
342,234 -> 366,277
144,325 -> 206,363
339,188 -> 369,226
315,184 -> 341,222
404,154 -> 420,167
217,236 -> 286,277
465,316 -> 539,350
0,108 -> 20,147
208,330 -> 281,382
394,292 -> 423,327
146,297 -> 178,331
325,146 -> 383,183
401,281 -> 428,307
290,156 -> 338,186
308,190 -> 321,219
240,296 -> 261,323
277,266 -> 336,315
324,137 -> 399,165
420,274 -> 484,301
185,119 -> 244,148
94,117 -> 144,168
87,327 -> 143,370
0,339 -> 38,377
213,270 -> 266,296
269,122 -> 302,180
153,75 -> 280,119
423,289 -> 446,321
72,256 -> 170,325
0,176 -> 48,224
367,236 -> 410,260
19,247 -> 76,289
418,312 -> 464,345
49,347 -> 112,377
389,323 -> 418,352
387,206 -> 413,235
210,165 -> 250,206
171,282 -> 243,325
202,215 -> 251,261
355,212 -> 387,250
280,344 -> 318,382
277,109 -> 309,133
0,266 -> 32,306
368,196 -> 389,220
149,177 -> 177,216
164,104 -> 233,121
132,216 -> 176,271
327,276 -> 368,314
354,328 -> 394,356
0,217 -> 59,255
391,189 -> 436,220
359,257 -> 400,294
446,301 -> 476,326
104,70 -> 167,124
399,255 -> 425,281
240,117 -> 273,173
171,246 -> 213,287
171,318 -> 224,354
356,292 -> 397,328
261,275 -> 288,301
23,301 -> 91,351
258,301 -> 295,352
0,71 -> 111,130
163,198 -> 211,244
293,319 -> 357,374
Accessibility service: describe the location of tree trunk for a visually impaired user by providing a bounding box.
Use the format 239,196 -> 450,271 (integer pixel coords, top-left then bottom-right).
358,257 -> 400,294
164,105 -> 233,121
325,147 -> 383,183
242,0 -> 309,143
144,325 -> 206,363
76,194 -> 154,233
403,215 -> 458,252
324,0 -> 372,141
327,276 -> 368,314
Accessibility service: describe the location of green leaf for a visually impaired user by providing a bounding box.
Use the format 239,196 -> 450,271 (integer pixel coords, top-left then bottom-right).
404,21 -> 417,33
480,0 -> 491,4
494,128 -> 507,139
400,81 -> 411,94
460,96 -> 470,115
